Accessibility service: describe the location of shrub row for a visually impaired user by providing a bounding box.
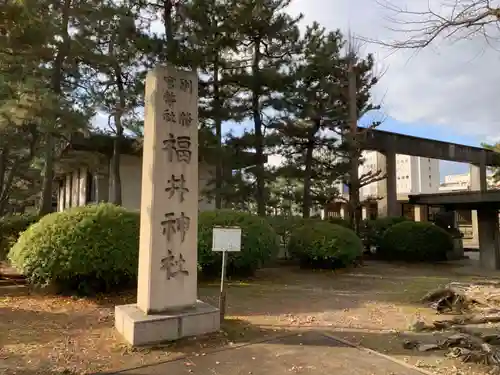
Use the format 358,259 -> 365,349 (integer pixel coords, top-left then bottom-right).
8,205 -> 281,294
7,204 -> 453,295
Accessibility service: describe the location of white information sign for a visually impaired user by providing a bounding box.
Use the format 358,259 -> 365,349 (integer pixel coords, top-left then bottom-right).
212,226 -> 241,252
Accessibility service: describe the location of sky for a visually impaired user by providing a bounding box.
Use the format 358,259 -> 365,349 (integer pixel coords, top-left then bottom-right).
282,0 -> 500,179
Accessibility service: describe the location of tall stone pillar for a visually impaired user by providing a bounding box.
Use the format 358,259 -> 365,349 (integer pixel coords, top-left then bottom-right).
376,150 -> 398,217
115,65 -> 219,346
477,207 -> 500,270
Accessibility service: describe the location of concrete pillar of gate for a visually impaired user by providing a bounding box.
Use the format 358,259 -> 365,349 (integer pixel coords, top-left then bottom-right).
340,204 -> 348,220
376,150 -> 398,217
361,206 -> 367,220
477,207 -> 500,270
414,205 -> 428,222
470,152 -> 488,252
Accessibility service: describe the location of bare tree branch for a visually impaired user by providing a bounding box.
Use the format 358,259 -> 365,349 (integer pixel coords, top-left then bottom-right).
363,0 -> 500,50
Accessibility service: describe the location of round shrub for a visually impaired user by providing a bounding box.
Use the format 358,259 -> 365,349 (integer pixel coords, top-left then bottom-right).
327,217 -> 352,229
360,216 -> 409,251
8,203 -> 140,295
198,210 -> 279,278
267,215 -> 311,249
379,221 -> 453,262
0,213 -> 41,260
288,221 -> 363,269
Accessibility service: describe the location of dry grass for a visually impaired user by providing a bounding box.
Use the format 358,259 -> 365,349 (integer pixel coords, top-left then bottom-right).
1,260 -> 498,375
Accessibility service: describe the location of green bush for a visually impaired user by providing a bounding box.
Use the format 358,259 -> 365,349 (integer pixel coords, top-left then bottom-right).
326,217 -> 352,229
198,210 -> 279,278
361,216 -> 409,251
0,213 -> 41,260
379,221 -> 453,262
8,203 -> 140,294
288,221 -> 363,269
267,215 -> 310,250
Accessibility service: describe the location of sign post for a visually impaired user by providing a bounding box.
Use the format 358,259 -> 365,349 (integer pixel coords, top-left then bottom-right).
212,226 -> 241,322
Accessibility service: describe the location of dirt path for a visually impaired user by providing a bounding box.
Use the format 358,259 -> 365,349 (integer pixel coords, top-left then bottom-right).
1,261 -> 498,375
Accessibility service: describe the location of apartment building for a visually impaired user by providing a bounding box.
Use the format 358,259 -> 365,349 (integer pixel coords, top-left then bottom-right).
359,151 -> 440,199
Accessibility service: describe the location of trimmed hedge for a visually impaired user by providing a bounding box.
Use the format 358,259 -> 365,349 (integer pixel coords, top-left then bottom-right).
288,221 -> 363,269
8,203 -> 140,294
327,217 -> 352,229
379,221 -> 453,262
198,210 -> 279,277
267,215 -> 310,251
361,216 -> 409,251
0,213 -> 40,260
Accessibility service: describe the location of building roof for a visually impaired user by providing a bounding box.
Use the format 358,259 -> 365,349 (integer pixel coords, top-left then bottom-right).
408,190 -> 500,209
57,132 -> 264,174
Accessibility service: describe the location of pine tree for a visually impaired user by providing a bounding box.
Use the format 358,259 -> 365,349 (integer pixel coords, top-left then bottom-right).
225,0 -> 302,216
183,0 -> 242,208
75,0 -> 152,204
2,0 -> 93,214
333,38 -> 381,233
272,23 -> 349,218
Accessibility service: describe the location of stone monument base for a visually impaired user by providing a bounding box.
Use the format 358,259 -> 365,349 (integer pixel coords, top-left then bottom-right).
115,300 -> 220,346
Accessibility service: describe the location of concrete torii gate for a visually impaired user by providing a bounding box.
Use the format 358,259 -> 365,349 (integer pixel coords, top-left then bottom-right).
363,128 -> 500,270
362,128 -> 499,216
409,191 -> 500,270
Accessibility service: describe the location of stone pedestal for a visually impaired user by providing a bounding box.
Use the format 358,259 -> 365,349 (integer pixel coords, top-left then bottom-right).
115,301 -> 220,346
447,238 -> 464,260
115,65 -> 219,346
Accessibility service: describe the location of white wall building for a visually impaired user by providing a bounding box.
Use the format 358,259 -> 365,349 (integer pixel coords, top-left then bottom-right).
439,171 -> 499,192
359,151 -> 440,199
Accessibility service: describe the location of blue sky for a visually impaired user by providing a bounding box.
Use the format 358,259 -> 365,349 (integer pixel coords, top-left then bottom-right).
377,117 -> 482,180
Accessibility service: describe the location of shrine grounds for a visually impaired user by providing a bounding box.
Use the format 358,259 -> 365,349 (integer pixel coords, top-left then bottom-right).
1,259 -> 497,375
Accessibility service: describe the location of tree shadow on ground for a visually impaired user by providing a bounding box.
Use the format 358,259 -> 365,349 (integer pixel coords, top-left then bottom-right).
0,307 -> 100,347
79,260 -> 498,319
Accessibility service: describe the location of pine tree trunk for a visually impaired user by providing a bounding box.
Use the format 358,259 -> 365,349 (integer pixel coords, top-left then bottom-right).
109,54 -> 125,206
252,41 -> 266,216
39,133 -> 55,215
39,0 -> 72,216
347,58 -> 361,233
213,58 -> 223,209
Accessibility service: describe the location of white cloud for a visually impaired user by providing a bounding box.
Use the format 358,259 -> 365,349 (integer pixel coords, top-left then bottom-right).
287,0 -> 500,139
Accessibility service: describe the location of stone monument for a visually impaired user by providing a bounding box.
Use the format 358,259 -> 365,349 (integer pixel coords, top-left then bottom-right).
115,65 -> 220,346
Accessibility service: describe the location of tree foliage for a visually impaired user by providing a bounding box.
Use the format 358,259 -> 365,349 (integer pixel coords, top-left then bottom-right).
0,0 -> 380,220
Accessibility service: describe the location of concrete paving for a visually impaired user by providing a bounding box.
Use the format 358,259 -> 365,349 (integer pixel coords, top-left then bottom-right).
113,331 -> 426,375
